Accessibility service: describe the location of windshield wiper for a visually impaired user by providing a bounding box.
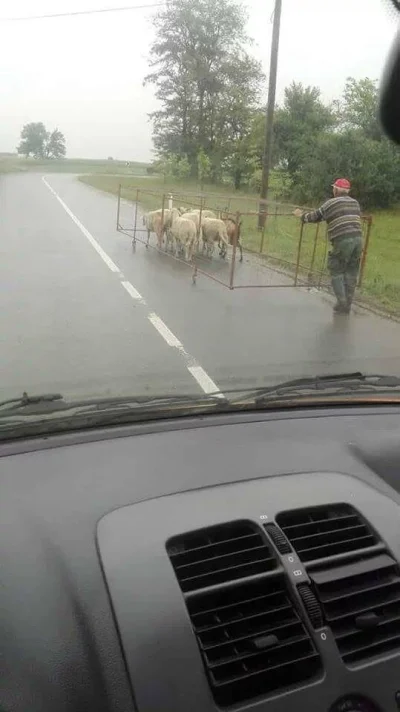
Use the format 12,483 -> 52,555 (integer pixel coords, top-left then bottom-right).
0,391 -> 228,418
0,392 -> 64,410
226,372 -> 400,405
0,391 -> 230,440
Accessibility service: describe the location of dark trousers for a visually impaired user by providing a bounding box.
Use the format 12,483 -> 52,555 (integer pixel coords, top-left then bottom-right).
327,235 -> 363,307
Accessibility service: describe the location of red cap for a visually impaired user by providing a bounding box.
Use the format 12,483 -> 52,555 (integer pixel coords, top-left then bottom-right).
332,178 -> 351,190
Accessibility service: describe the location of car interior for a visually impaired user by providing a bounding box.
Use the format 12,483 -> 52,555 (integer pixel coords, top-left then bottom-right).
3,8 -> 400,712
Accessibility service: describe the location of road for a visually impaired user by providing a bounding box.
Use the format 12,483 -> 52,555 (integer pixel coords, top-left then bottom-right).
1,172 -> 400,403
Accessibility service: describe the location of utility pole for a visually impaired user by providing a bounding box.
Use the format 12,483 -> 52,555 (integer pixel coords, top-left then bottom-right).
258,0 -> 282,229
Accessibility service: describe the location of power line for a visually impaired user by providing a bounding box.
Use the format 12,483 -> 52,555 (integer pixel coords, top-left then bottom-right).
1,3 -> 165,22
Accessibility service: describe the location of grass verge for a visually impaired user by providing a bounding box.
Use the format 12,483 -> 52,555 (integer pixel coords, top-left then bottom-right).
0,156 -> 149,175
79,174 -> 400,314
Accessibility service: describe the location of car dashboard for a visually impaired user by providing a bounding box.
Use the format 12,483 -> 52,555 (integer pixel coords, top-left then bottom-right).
2,404 -> 400,712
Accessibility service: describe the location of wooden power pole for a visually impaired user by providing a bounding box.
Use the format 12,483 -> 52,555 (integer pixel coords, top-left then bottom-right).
258,0 -> 282,229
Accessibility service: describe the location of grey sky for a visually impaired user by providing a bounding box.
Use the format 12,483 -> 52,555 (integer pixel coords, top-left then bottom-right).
1,0 -> 397,161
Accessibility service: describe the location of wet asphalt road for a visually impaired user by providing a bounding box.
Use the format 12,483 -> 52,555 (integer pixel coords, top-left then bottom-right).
1,172 -> 400,402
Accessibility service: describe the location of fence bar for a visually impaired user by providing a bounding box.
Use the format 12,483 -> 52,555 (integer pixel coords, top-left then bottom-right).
259,218 -> 267,254
132,187 -> 139,247
308,223 -> 320,285
116,184 -> 121,229
358,216 -> 372,287
228,211 -> 239,289
317,229 -> 329,289
233,283 -> 314,289
294,222 -> 305,286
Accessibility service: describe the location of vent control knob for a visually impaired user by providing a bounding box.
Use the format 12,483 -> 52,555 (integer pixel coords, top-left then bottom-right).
297,583 -> 324,629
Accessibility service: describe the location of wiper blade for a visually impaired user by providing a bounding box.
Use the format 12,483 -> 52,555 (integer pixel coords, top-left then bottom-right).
243,372 -> 400,405
0,392 -> 64,411
0,391 -> 228,419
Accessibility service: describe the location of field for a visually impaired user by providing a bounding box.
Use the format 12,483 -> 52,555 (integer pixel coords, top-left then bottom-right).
0,155 -> 149,175
79,174 -> 400,315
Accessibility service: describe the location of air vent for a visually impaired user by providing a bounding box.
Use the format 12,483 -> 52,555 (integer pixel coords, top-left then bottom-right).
187,577 -> 321,705
311,553 -> 400,664
167,521 -> 276,592
276,504 -> 377,562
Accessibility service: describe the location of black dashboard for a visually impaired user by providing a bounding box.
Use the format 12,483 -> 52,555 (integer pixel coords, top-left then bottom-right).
2,405 -> 400,712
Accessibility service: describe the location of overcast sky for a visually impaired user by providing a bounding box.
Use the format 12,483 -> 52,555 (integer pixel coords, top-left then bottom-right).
1,0 -> 397,161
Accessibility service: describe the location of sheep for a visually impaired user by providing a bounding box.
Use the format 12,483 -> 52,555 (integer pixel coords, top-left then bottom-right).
168,208 -> 197,261
142,208 -> 174,248
201,218 -> 230,259
180,210 -> 218,255
190,209 -> 216,219
222,218 -> 243,262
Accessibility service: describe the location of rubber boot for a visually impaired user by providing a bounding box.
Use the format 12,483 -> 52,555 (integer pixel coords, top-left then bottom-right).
344,273 -> 357,310
331,275 -> 349,314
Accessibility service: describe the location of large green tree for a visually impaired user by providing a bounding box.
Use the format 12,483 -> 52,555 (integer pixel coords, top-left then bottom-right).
339,77 -> 381,141
291,130 -> 400,209
273,82 -> 336,182
145,0 -> 264,185
17,123 -> 66,159
17,122 -> 48,158
44,128 -> 66,159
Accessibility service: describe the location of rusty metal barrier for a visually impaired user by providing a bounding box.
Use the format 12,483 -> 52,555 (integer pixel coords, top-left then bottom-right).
115,184 -> 372,292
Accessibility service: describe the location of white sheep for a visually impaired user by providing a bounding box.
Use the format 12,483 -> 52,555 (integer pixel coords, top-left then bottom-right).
169,208 -> 197,261
201,218 -> 230,259
191,209 -> 216,219
142,208 -> 174,248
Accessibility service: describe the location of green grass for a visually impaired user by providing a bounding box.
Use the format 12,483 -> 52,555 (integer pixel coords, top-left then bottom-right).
0,156 -> 149,175
79,173 -> 400,314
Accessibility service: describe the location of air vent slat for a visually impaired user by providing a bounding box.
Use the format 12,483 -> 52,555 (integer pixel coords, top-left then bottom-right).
170,533 -> 260,565
296,536 -> 375,561
199,616 -> 303,650
167,523 -> 321,705
196,600 -> 292,637
277,504 -> 377,562
191,591 -> 278,627
168,522 -> 276,592
205,631 -> 309,666
312,552 -> 400,665
324,591 -> 400,623
175,544 -> 273,577
178,558 -> 274,590
211,650 -> 320,687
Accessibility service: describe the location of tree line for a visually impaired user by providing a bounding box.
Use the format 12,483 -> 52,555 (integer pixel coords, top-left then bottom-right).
146,0 -> 400,209
17,122 -> 66,160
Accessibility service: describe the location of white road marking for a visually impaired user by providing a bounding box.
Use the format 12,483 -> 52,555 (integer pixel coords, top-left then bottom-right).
121,280 -> 146,304
42,177 -> 120,273
43,176 -> 223,398
148,313 -> 183,348
188,366 -> 225,398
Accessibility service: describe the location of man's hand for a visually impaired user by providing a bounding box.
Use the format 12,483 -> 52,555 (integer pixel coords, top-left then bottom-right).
293,208 -> 303,218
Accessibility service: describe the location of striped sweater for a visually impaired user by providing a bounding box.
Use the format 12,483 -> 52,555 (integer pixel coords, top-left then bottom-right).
301,195 -> 362,241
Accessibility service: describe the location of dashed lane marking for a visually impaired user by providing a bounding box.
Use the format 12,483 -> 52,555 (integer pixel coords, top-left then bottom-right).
42,176 -> 120,274
42,177 -> 224,399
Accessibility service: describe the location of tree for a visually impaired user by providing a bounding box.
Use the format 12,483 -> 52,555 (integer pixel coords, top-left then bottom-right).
339,77 -> 381,141
145,0 -> 264,182
44,128 -> 66,159
197,149 -> 211,188
291,130 -> 400,209
17,123 -> 66,159
17,122 -> 48,158
276,83 -> 336,173
273,83 -> 336,182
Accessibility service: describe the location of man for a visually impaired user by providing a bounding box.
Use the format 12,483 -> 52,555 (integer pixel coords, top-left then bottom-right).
293,178 -> 363,314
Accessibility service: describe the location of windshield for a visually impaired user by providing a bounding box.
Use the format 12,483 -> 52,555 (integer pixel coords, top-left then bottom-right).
1,1 -> 400,434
